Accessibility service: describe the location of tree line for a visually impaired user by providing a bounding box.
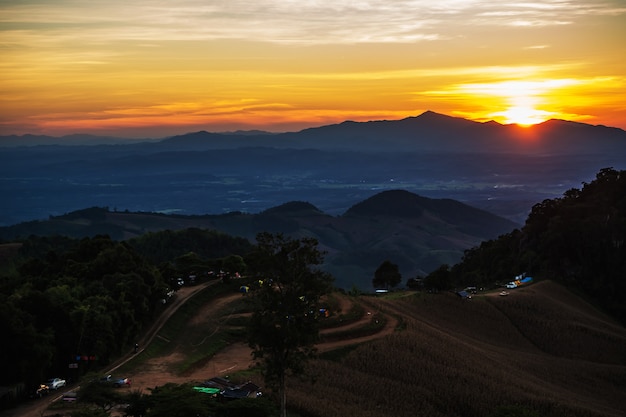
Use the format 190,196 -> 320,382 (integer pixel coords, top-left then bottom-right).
0,229 -> 254,402
431,167 -> 626,325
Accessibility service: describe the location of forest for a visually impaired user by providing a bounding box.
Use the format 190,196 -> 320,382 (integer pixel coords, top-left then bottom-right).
0,230 -> 253,399
443,167 -> 626,325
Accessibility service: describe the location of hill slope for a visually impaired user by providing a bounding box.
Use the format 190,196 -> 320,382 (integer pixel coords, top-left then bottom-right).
290,281 -> 626,417
99,280 -> 626,417
0,191 -> 518,288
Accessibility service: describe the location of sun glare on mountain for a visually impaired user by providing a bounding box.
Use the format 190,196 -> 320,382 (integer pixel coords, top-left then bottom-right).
501,106 -> 548,126
494,81 -> 554,126
461,79 -> 579,127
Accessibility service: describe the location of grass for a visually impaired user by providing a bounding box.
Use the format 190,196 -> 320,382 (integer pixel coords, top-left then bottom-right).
115,280 -> 626,417
319,313 -> 387,343
287,281 -> 626,417
318,299 -> 365,329
117,281 -> 243,374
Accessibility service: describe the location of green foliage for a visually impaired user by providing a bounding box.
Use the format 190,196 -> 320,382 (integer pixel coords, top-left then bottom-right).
128,228 -> 253,265
0,229 -> 252,386
122,389 -> 150,417
1,235 -> 166,388
78,378 -> 125,412
373,260 -> 402,289
440,167 -> 626,325
0,294 -> 54,384
222,254 -> 247,275
424,264 -> 452,291
246,232 -> 334,417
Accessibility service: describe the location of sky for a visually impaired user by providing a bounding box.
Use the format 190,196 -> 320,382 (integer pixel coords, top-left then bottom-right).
1,0 -> 625,138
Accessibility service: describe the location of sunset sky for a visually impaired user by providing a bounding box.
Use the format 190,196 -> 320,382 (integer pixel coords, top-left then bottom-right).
1,0 -> 625,137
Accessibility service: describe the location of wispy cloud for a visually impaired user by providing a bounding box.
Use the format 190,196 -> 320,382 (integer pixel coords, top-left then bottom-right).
1,0 -> 625,134
2,0 -> 624,45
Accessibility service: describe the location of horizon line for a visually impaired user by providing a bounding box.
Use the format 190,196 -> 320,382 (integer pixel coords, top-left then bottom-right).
2,110 -> 624,140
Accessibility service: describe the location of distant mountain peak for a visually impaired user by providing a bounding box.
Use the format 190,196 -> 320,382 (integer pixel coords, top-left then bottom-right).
417,110 -> 445,118
218,130 -> 273,136
345,190 -> 429,218
262,201 -> 323,215
414,110 -> 470,123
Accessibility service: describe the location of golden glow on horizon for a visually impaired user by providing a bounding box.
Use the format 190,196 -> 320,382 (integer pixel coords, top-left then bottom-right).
500,107 -> 548,126
468,79 -> 579,126
0,0 -> 625,136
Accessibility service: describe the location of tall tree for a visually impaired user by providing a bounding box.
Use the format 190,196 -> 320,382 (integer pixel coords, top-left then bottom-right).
246,232 -> 334,417
373,260 -> 402,289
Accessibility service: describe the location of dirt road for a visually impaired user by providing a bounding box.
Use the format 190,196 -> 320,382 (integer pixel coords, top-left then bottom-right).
7,285 -> 397,417
4,282 -> 213,417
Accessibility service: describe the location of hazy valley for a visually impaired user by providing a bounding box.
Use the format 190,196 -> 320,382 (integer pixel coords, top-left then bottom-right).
2,111 -> 625,229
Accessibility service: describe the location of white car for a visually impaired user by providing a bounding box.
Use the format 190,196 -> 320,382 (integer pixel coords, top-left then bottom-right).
47,378 -> 66,390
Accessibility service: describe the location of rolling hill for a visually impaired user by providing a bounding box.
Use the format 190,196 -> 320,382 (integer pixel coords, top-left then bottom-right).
285,281 -> 626,417
0,190 -> 518,289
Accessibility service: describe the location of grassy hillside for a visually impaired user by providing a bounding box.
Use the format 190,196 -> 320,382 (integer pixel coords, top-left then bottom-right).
285,281 -> 625,417
95,279 -> 626,417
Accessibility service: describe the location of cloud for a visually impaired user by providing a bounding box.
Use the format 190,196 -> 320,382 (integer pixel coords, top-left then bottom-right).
1,0 -> 625,135
2,0 -> 623,46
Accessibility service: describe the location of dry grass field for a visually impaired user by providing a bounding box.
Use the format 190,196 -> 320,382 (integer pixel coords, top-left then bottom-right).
287,281 -> 626,417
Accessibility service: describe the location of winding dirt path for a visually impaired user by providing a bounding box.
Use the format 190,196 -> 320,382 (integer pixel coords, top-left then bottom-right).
9,286 -> 397,417
128,292 -> 398,392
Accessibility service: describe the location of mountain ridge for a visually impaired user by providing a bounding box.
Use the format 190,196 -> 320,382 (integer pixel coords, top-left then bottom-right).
0,190 -> 518,289
2,111 -> 625,228
2,111 -> 624,150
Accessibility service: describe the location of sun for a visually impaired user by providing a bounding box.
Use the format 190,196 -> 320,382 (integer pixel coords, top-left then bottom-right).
459,79 -> 570,127
501,106 -> 550,126
497,83 -> 552,126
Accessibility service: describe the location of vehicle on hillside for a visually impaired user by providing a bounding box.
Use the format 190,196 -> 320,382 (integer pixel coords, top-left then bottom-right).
34,384 -> 49,398
100,374 -> 131,388
47,378 -> 66,390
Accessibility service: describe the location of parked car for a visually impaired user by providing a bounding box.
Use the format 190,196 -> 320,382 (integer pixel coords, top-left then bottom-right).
100,374 -> 131,388
47,378 -> 66,390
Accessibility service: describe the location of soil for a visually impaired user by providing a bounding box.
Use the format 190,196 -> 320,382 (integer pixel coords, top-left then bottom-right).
9,283 -> 397,417
130,291 -> 397,391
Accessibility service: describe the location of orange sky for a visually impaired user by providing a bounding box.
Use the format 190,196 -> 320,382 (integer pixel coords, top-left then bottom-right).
1,1 -> 625,137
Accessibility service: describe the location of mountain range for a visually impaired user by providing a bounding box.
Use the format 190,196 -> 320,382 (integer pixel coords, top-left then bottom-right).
3,111 -> 625,153
0,190 -> 518,289
1,111 -> 625,228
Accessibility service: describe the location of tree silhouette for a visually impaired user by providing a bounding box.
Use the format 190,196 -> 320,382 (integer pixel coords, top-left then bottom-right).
246,232 -> 334,417
373,260 -> 402,289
